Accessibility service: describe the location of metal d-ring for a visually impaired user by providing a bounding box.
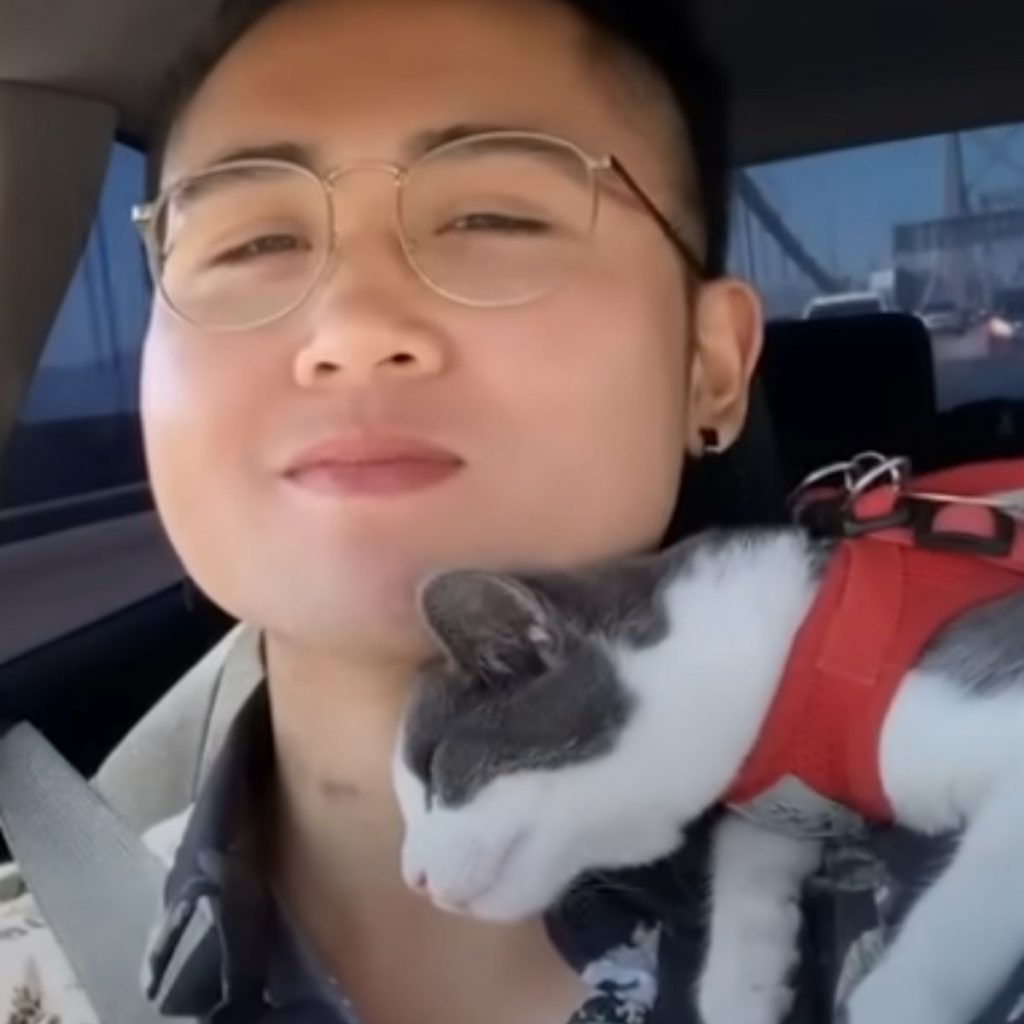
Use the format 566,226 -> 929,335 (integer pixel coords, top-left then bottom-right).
845,454 -> 912,506
788,457 -> 860,511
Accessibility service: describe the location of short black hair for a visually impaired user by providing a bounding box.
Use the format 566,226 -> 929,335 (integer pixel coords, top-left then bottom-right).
146,0 -> 731,275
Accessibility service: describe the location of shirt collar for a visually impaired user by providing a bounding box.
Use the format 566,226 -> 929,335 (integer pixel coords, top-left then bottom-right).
144,682 -> 280,1017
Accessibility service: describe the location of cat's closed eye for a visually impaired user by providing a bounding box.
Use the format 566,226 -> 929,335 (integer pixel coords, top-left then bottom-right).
405,739 -> 439,811
423,747 -> 439,811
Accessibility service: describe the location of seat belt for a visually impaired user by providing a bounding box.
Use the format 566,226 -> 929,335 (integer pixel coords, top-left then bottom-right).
0,719 -> 195,1024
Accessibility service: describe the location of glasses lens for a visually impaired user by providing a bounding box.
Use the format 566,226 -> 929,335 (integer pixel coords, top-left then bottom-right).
154,164 -> 330,329
400,135 -> 596,306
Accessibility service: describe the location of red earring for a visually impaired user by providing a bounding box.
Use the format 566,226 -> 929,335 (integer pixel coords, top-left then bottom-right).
700,427 -> 723,456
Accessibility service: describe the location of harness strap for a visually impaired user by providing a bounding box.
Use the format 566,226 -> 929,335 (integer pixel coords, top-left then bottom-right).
726,459 -> 1024,825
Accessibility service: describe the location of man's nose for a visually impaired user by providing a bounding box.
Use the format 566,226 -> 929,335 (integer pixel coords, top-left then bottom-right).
291,233 -> 450,389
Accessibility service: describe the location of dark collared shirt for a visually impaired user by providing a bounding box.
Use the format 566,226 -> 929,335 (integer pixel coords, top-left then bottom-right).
142,683 -> 1024,1024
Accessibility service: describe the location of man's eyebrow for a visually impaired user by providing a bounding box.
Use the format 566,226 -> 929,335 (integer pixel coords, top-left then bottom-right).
200,123 -> 542,174
203,141 -> 321,171
404,122 -> 541,159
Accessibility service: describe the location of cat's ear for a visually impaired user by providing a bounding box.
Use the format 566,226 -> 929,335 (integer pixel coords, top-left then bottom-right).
418,571 -> 561,682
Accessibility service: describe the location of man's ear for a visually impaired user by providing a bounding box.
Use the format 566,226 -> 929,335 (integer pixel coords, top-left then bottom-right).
417,571 -> 561,682
686,278 -> 763,455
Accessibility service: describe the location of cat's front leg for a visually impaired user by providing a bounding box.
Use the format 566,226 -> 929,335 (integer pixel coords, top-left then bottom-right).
696,813 -> 821,1024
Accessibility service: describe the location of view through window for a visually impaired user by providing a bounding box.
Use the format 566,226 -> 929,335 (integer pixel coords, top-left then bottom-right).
730,122 -> 1024,412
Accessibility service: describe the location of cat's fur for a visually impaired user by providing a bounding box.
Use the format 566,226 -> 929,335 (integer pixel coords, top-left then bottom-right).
391,526 -> 1024,1024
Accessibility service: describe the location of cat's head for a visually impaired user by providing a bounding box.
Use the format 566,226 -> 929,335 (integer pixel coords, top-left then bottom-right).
393,567 -> 684,922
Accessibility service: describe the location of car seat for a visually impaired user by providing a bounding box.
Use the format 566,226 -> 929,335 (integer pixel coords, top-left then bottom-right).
759,313 -> 939,489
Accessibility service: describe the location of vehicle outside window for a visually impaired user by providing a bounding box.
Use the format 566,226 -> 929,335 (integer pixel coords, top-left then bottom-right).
0,144 -> 151,544
803,291 -> 888,320
919,299 -> 969,335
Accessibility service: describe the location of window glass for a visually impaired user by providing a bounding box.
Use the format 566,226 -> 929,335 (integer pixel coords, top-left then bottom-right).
0,144 -> 151,538
731,124 -> 1024,412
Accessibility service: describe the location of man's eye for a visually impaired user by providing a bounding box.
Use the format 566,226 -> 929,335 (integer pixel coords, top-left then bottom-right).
444,212 -> 551,235
212,233 -> 309,265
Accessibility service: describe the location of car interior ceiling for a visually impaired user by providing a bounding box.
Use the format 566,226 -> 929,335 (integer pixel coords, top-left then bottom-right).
2,0 -> 1024,782
4,0 -> 1024,162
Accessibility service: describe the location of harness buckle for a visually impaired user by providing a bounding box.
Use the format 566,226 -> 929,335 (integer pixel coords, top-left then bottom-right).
902,495 -> 1017,557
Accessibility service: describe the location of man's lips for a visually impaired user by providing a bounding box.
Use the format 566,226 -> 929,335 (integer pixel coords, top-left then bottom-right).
282,435 -> 465,497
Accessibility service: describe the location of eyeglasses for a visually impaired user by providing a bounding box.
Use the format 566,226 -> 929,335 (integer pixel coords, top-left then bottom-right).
132,130 -> 705,332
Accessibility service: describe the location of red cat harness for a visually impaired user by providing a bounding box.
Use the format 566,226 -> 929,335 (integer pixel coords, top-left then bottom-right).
724,458 -> 1024,831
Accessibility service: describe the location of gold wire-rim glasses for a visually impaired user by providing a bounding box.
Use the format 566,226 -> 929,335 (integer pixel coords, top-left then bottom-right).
132,129 -> 706,331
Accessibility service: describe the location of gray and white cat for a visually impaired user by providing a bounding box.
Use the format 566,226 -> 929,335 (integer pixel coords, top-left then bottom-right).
391,526 -> 1024,1024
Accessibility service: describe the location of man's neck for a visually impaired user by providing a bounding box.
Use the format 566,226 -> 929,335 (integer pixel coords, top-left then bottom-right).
257,633 -> 594,1024
263,633 -> 414,917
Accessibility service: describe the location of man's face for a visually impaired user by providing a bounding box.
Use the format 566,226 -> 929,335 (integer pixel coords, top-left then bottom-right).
143,0 -> 759,660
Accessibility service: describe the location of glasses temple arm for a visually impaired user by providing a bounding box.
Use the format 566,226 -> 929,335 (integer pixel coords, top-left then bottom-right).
608,157 -> 706,278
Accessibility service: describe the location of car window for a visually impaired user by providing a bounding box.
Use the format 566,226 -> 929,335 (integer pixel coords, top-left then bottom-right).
731,122 -> 1024,412
0,143 -> 151,544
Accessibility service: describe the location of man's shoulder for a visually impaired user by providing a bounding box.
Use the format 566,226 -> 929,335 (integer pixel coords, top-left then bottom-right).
0,807 -> 192,1024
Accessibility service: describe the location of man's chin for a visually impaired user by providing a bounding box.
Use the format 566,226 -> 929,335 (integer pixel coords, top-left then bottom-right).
251,584 -> 432,664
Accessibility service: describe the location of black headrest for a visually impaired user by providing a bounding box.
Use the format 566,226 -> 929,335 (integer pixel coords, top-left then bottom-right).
760,313 -> 938,488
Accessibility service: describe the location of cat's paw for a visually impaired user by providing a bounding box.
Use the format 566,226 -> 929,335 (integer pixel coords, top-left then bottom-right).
844,965 -> 952,1024
696,970 -> 794,1024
